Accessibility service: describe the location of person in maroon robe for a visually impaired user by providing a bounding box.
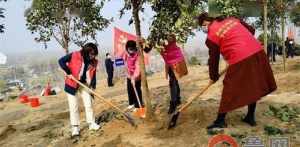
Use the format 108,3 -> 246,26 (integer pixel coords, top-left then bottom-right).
196,12 -> 277,129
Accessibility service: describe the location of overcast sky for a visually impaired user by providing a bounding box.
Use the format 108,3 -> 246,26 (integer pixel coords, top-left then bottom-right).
0,0 -> 207,57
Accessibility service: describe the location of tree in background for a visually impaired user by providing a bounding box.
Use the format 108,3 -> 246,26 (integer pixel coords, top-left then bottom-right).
25,0 -> 111,53
257,32 -> 282,44
215,0 -> 241,17
255,0 -> 281,43
148,0 -> 206,48
255,0 -> 296,40
290,2 -> 300,26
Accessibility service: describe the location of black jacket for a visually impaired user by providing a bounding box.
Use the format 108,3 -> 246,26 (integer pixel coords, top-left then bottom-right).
105,58 -> 114,74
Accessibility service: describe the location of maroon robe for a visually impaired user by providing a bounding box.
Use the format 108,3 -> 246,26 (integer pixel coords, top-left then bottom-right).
206,20 -> 277,113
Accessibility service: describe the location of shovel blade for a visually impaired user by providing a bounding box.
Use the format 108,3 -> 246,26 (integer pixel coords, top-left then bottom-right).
138,108 -> 146,118
133,108 -> 146,119
124,112 -> 137,128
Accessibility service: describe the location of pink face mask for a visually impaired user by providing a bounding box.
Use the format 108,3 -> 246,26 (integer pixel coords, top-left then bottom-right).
127,48 -> 137,56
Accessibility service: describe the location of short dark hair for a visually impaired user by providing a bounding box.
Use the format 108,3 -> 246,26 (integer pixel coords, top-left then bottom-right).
82,42 -> 98,55
196,12 -> 215,26
125,40 -> 137,52
106,53 -> 110,56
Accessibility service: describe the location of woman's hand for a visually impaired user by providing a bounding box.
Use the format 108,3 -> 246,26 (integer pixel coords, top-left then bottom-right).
66,74 -> 75,80
137,37 -> 145,45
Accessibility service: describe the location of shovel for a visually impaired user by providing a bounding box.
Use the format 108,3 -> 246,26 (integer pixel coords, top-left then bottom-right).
131,80 -> 146,118
168,67 -> 228,129
70,76 -> 137,127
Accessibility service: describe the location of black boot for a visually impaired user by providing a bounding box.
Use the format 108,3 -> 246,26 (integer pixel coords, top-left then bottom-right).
168,101 -> 177,114
176,99 -> 181,106
242,102 -> 257,126
207,113 -> 227,129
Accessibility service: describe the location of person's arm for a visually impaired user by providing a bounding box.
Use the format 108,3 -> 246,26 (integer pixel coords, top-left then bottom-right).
143,46 -> 152,53
240,19 -> 255,35
110,59 -> 114,66
110,59 -> 114,71
58,53 -> 72,75
133,60 -> 141,80
137,37 -> 153,53
90,73 -> 96,89
206,39 -> 220,82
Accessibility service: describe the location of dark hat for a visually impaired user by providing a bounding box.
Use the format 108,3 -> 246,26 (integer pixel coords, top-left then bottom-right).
125,40 -> 138,52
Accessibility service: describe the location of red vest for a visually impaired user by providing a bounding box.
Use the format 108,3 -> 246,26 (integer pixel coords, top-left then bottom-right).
44,83 -> 51,96
161,42 -> 185,65
124,52 -> 141,79
208,18 -> 262,65
65,51 -> 98,88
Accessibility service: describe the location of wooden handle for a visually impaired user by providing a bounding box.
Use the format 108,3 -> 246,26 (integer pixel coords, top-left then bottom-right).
132,83 -> 143,108
178,67 -> 228,112
70,77 -> 126,114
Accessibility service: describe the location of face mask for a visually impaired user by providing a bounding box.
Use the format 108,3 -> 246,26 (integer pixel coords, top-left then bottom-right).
107,55 -> 111,59
202,25 -> 208,33
128,50 -> 136,56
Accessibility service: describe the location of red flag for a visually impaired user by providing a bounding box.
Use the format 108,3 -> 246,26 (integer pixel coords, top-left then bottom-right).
113,27 -> 149,65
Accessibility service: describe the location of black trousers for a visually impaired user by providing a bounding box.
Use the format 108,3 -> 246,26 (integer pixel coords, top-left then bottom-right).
107,71 -> 114,86
287,48 -> 294,58
168,68 -> 181,103
268,50 -> 276,62
127,78 -> 144,108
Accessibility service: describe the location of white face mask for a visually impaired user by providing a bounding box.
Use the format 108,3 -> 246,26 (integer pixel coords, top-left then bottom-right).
202,25 -> 208,33
107,55 -> 111,59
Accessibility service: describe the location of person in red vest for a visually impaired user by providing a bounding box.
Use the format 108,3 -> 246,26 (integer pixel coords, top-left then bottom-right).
160,34 -> 188,114
43,82 -> 52,96
58,43 -> 100,137
196,12 -> 277,129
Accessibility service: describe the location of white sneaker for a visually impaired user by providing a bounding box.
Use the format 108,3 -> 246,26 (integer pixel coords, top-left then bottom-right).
127,105 -> 135,110
132,108 -> 138,113
71,126 -> 80,137
89,122 -> 101,131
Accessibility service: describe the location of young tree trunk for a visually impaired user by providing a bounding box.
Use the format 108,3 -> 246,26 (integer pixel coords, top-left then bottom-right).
263,0 -> 268,53
62,24 -> 70,54
62,39 -> 69,54
131,0 -> 154,120
281,0 -> 286,72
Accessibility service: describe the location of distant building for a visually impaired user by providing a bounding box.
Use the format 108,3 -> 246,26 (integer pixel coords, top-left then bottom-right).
7,79 -> 25,90
0,52 -> 7,65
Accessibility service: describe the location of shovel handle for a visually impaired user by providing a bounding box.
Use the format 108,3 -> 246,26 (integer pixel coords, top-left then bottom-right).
70,77 -> 127,115
178,67 -> 228,112
131,81 -> 143,108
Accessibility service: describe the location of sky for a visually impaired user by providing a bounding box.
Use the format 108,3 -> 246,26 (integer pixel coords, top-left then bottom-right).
0,0 -> 207,57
